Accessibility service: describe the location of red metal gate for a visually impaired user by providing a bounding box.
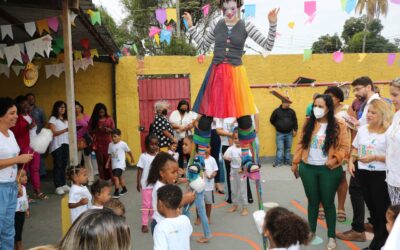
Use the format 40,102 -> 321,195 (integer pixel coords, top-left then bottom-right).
138,76 -> 191,152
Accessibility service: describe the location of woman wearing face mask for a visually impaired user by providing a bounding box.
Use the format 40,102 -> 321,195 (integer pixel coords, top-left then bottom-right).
386,77 -> 400,206
152,101 -> 176,152
292,94 -> 350,250
182,1 -> 279,174
169,100 -> 197,168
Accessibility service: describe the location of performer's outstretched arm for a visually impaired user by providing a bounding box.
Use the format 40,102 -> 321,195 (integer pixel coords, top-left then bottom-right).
246,21 -> 277,52
183,12 -> 217,54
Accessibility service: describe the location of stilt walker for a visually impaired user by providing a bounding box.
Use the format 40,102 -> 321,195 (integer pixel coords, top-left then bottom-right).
183,1 -> 279,247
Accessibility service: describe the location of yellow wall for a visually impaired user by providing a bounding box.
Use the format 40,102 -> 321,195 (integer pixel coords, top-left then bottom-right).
0,61 -> 113,119
116,53 -> 400,158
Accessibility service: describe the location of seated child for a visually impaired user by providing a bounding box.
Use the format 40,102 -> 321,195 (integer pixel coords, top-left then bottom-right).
153,184 -> 193,250
67,165 -> 92,223
263,207 -> 310,250
90,179 -> 112,209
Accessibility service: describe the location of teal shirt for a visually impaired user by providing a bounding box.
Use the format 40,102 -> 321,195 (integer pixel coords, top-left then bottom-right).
305,103 -> 313,117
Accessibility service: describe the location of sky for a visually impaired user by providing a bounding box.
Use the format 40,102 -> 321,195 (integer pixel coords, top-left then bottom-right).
92,0 -> 400,55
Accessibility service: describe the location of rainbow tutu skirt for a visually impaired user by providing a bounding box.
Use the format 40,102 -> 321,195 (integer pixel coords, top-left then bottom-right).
193,63 -> 256,118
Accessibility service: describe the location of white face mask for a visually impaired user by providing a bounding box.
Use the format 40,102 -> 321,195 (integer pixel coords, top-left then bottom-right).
313,107 -> 326,119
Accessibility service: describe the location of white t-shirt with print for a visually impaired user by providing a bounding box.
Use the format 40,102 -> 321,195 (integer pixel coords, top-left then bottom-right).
169,111 -> 197,140
0,130 -> 20,183
152,180 -> 166,223
16,185 -> 29,212
137,152 -> 156,189
69,184 -> 92,223
204,156 -> 219,191
307,123 -> 328,165
353,125 -> 387,171
153,215 -> 193,250
49,116 -> 68,153
108,141 -> 131,171
386,110 -> 400,187
216,118 -> 237,146
223,144 -> 251,169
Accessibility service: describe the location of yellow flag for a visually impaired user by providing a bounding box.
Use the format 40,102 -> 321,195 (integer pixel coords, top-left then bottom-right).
166,8 -> 177,22
154,34 -> 160,46
36,19 -> 50,35
74,50 -> 82,60
358,53 -> 367,62
90,49 -> 99,58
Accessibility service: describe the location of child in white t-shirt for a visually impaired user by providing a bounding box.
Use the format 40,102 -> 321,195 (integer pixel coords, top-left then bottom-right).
90,179 -> 112,209
68,165 -> 92,223
15,168 -> 29,250
106,129 -> 134,198
223,129 -> 250,216
202,146 -> 218,224
153,184 -> 193,250
168,141 -> 179,162
137,134 -> 159,233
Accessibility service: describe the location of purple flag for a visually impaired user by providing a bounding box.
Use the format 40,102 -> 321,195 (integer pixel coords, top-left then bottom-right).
388,53 -> 396,66
155,9 -> 167,25
391,0 -> 400,5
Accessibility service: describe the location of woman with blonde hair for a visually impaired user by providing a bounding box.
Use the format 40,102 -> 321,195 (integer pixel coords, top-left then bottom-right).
58,209 -> 131,250
386,77 -> 400,206
151,100 -> 176,152
349,98 -> 393,250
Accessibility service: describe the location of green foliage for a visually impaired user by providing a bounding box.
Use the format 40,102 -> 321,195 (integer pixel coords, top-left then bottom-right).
311,34 -> 342,53
345,31 -> 398,53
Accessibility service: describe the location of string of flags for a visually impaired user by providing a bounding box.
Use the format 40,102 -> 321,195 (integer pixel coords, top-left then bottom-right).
303,49 -> 399,66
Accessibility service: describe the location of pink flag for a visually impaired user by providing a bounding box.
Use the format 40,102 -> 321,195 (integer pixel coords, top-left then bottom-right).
202,4 -> 210,17
47,16 -> 59,32
166,25 -> 174,31
304,1 -> 316,16
391,0 -> 400,5
333,51 -> 344,63
155,9 -> 167,24
149,26 -> 161,38
388,53 -> 396,65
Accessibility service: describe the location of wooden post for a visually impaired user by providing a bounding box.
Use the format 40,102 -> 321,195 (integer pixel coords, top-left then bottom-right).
62,0 -> 78,166
176,0 -> 181,38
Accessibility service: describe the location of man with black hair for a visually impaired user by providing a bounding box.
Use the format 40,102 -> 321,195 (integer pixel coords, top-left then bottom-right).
153,185 -> 192,250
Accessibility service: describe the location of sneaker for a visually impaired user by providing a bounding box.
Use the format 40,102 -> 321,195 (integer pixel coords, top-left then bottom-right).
120,187 -> 128,196
62,185 -> 70,192
272,163 -> 282,168
326,238 -> 336,250
55,187 -> 65,195
113,190 -> 120,198
336,229 -> 366,242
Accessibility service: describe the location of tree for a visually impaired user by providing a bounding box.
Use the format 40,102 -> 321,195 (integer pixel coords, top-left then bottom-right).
311,34 -> 343,53
341,17 -> 398,52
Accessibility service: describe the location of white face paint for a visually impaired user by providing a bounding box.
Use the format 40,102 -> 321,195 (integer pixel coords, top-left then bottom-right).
222,1 -> 238,20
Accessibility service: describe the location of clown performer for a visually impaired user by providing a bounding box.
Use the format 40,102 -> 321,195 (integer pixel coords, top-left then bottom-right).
182,1 -> 279,198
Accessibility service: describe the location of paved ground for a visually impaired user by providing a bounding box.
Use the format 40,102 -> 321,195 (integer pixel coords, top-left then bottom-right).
24,164 -> 370,250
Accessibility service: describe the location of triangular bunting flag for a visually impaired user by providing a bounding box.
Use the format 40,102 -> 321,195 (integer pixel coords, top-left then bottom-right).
90,49 -> 99,58
155,9 -> 167,24
160,30 -> 172,45
17,43 -> 25,53
0,64 -> 10,78
80,38 -> 90,49
90,11 -> 101,25
0,44 -> 6,59
74,59 -> 83,73
149,26 -> 162,38
1,25 -> 13,40
47,16 -> 59,32
36,19 -> 50,35
74,50 -> 82,60
54,36 -> 64,50
154,33 -> 160,46
202,4 -> 210,17
70,11 -> 78,27
3,44 -> 23,66
132,44 -> 138,54
166,8 -> 177,22
24,22 -> 36,37
45,63 -> 65,79
11,65 -> 24,76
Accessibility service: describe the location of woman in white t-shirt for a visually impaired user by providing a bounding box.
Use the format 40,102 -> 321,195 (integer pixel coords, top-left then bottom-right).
386,78 -> 400,206
349,99 -> 392,250
0,97 -> 33,249
48,101 -> 69,195
292,94 -> 350,250
169,100 -> 197,168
